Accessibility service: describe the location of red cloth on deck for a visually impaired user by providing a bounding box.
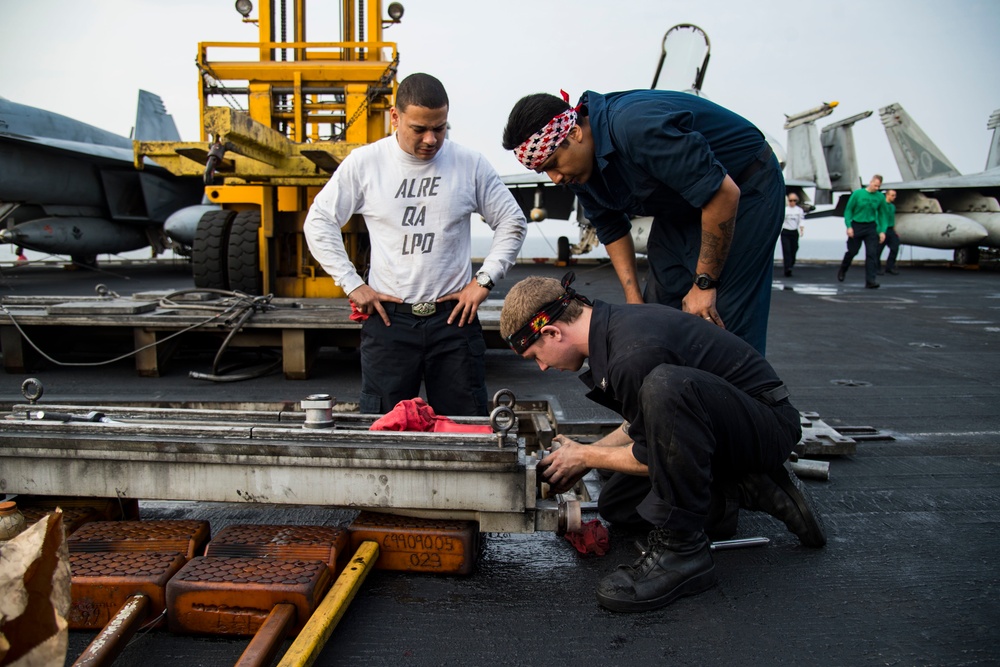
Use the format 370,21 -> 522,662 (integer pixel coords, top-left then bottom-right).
565,519 -> 610,556
369,398 -> 492,434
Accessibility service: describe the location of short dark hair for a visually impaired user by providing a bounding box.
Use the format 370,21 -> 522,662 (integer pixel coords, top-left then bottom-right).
502,93 -> 570,150
396,73 -> 449,112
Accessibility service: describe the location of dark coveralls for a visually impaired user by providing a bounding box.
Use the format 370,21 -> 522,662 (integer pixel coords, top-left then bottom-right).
570,90 -> 786,356
878,202 -> 900,273
360,306 -> 488,416
582,301 -> 802,530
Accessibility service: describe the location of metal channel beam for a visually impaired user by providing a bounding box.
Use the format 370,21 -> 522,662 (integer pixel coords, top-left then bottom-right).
0,403 -> 539,532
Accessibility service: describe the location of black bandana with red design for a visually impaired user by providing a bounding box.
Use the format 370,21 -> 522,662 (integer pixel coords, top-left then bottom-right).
506,272 -> 593,354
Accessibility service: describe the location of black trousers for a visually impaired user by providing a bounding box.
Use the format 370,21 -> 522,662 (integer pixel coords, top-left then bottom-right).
879,227 -> 900,271
780,228 -> 800,272
839,221 -> 880,285
598,364 -> 801,532
359,306 -> 488,416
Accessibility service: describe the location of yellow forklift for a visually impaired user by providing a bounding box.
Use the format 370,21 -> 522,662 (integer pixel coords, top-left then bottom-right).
134,0 -> 403,297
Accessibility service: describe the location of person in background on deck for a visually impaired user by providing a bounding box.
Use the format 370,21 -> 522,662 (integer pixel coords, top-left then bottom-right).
304,73 -> 526,416
877,189 -> 900,276
837,174 -> 887,289
499,273 -> 826,613
780,193 -> 805,277
502,89 -> 785,356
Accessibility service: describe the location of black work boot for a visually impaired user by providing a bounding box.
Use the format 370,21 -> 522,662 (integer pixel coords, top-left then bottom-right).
595,529 -> 716,612
737,463 -> 827,547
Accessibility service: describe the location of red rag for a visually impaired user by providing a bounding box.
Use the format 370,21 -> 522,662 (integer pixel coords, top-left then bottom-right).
369,398 -> 494,433
369,398 -> 435,431
349,301 -> 370,322
431,418 -> 493,434
564,519 -> 610,556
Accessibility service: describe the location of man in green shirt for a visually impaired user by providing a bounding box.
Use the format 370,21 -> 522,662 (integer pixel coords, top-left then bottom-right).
837,174 -> 888,288
878,189 -> 900,275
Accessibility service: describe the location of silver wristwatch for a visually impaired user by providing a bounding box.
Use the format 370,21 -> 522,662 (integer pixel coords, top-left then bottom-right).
475,271 -> 494,290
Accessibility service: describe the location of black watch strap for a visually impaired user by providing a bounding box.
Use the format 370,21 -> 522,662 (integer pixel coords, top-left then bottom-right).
694,273 -> 720,290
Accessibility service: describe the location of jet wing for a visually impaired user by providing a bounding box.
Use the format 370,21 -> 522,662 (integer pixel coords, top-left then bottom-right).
0,131 -> 165,170
500,172 -> 577,222
884,169 -> 1000,191
501,172 -> 555,187
0,131 -> 134,163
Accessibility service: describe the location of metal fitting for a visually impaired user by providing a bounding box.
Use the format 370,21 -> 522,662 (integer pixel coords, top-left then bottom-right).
301,393 -> 335,429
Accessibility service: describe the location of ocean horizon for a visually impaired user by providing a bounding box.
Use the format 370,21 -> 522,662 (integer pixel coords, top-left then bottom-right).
477,217 -> 956,263
4,216 -> 955,267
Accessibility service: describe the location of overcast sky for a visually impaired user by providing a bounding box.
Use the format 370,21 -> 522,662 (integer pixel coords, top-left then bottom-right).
3,0 -> 999,185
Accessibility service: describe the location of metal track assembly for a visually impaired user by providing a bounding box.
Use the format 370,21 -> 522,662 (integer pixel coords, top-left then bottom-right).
0,383 -> 584,534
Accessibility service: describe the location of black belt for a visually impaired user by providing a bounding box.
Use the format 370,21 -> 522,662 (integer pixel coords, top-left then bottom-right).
391,301 -> 441,317
755,384 -> 790,406
733,144 -> 774,186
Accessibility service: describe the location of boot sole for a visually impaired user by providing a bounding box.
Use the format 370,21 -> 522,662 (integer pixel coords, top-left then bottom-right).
772,464 -> 827,548
595,566 -> 717,613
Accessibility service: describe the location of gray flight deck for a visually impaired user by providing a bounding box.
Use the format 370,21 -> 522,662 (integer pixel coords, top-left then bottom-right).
0,257 -> 997,666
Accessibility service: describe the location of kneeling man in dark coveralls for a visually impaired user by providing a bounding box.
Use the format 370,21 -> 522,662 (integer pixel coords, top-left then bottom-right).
500,274 -> 826,612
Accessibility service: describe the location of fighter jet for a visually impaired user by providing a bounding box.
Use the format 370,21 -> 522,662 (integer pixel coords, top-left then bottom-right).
0,91 -> 204,265
877,102 -> 999,263
781,99 -> 997,263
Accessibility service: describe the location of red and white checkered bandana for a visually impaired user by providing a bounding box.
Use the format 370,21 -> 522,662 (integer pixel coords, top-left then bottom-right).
514,91 -> 579,170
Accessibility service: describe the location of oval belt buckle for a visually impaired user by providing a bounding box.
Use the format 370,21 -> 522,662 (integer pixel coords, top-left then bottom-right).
412,302 -> 436,317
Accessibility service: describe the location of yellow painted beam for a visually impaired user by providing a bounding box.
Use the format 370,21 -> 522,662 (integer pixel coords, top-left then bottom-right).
276,540 -> 380,667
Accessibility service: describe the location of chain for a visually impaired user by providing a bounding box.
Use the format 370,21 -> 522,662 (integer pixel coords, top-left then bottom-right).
196,60 -> 246,112
337,53 -> 399,140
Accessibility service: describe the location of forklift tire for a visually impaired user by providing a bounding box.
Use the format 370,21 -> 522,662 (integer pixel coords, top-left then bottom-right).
192,210 -> 236,289
227,211 -> 262,295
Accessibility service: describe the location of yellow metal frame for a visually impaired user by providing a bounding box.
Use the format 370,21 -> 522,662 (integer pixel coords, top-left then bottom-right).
134,0 -> 397,298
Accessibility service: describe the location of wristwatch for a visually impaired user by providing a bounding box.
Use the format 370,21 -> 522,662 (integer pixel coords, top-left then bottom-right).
693,273 -> 720,290
475,271 -> 494,290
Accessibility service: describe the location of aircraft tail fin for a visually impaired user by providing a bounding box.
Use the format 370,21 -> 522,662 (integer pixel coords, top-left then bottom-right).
134,90 -> 181,142
879,103 -> 960,181
986,108 -> 1000,171
819,110 -> 873,195
785,124 -> 832,190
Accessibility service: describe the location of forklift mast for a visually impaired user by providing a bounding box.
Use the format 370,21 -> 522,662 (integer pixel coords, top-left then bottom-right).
135,0 -> 402,297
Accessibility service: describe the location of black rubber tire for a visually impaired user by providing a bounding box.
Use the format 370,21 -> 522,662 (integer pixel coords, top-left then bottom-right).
192,210 -> 235,289
557,236 -> 571,264
227,210 -> 262,295
953,245 -> 980,266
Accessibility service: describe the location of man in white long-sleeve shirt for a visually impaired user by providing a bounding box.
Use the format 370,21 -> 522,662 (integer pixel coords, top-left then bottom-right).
304,73 -> 526,416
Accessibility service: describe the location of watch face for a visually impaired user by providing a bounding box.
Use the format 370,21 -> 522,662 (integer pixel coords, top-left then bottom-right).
695,274 -> 718,289
476,273 -> 492,288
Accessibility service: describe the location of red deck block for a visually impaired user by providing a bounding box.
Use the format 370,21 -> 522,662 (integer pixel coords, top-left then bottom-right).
17,496 -> 139,535
205,524 -> 349,570
68,520 -> 210,559
348,512 -> 480,575
166,556 -> 332,636
69,551 -> 187,630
